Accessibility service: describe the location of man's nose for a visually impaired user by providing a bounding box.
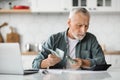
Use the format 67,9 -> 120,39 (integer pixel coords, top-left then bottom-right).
80,25 -> 86,33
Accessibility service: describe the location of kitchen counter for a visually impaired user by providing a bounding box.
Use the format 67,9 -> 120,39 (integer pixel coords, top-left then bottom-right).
0,67 -> 120,80
104,51 -> 120,55
21,51 -> 120,55
0,9 -> 31,13
22,51 -> 38,55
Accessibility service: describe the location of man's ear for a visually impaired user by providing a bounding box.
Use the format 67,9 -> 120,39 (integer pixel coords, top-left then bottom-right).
67,19 -> 71,28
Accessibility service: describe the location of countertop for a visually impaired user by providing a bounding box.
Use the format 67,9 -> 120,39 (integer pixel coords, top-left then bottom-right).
104,51 -> 120,55
22,51 -> 120,55
0,67 -> 120,80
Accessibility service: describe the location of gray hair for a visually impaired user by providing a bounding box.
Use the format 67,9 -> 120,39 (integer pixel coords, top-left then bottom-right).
69,8 -> 90,19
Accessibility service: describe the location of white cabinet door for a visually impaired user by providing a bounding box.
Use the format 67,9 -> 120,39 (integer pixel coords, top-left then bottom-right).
111,55 -> 120,67
87,0 -> 96,7
31,0 -> 63,12
87,0 -> 97,11
110,0 -> 117,11
31,0 -> 118,12
96,0 -> 117,12
61,0 -> 72,12
116,0 -> 120,11
105,55 -> 120,67
71,0 -> 118,12
31,0 -> 37,12
105,55 -> 112,64
22,55 -> 36,69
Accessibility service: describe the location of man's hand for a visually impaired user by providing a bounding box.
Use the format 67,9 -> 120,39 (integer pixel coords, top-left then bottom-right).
47,54 -> 61,66
71,58 -> 91,69
41,54 -> 61,68
71,58 -> 82,69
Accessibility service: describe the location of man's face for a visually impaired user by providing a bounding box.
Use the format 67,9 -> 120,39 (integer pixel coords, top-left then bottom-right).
68,13 -> 89,40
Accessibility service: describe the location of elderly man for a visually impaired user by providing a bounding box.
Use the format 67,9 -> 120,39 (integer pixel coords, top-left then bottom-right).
32,8 -> 106,70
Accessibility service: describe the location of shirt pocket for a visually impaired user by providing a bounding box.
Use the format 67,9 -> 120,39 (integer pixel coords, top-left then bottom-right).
81,50 -> 91,59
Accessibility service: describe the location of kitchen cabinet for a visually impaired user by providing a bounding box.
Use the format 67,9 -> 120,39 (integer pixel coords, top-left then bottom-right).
22,55 -> 36,69
105,55 -> 120,67
61,0 -> 72,12
31,0 -> 72,12
31,0 -> 62,12
21,51 -> 38,69
105,51 -> 120,67
31,0 -> 119,12
72,0 -> 118,12
22,54 -> 120,69
1,0 -> 120,13
116,0 -> 120,11
111,55 -> 120,67
21,51 -> 120,68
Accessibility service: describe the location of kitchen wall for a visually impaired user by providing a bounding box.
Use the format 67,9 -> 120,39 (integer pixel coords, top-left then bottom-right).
0,0 -> 120,52
1,13 -> 120,52
89,13 -> 120,51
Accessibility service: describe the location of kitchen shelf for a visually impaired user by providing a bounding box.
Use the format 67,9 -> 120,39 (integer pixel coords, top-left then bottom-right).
104,51 -> 120,55
0,9 -> 31,13
22,51 -> 38,55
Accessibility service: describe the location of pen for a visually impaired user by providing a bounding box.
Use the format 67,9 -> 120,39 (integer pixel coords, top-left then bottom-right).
42,65 -> 49,75
42,69 -> 49,75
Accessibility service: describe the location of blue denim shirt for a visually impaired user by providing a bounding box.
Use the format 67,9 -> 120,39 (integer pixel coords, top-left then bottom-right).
32,30 -> 106,69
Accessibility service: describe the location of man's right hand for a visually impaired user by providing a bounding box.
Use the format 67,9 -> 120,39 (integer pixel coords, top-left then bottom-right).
40,54 -> 61,68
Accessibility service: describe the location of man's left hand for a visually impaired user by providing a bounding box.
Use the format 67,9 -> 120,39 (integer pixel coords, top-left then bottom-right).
71,58 -> 82,69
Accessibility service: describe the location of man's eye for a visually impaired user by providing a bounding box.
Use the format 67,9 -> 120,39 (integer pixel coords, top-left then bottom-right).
85,25 -> 88,28
77,24 -> 82,27
76,24 -> 88,28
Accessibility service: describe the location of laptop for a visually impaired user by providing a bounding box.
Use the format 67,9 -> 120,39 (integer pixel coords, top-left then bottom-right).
0,43 -> 39,75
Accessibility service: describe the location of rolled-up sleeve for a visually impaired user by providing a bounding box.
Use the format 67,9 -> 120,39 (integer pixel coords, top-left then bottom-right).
32,53 -> 45,69
32,36 -> 54,69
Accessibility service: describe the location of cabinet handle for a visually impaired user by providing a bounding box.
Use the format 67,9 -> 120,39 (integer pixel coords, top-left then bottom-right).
93,8 -> 96,10
64,8 -> 68,11
89,8 -> 92,10
89,8 -> 96,11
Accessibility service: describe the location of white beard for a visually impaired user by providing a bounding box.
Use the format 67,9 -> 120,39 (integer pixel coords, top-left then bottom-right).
71,32 -> 86,40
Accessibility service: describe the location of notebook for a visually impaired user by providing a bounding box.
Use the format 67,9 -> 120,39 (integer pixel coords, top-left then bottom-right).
0,43 -> 39,75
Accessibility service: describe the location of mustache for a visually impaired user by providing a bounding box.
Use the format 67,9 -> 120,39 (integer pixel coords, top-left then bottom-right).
77,33 -> 86,36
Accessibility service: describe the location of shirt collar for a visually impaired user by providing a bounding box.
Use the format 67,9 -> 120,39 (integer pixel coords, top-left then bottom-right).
64,28 -> 84,43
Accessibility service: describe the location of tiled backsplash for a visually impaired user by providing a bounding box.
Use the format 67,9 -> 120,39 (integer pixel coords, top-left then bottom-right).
1,13 -> 120,52
0,0 -> 120,51
0,13 -> 68,52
